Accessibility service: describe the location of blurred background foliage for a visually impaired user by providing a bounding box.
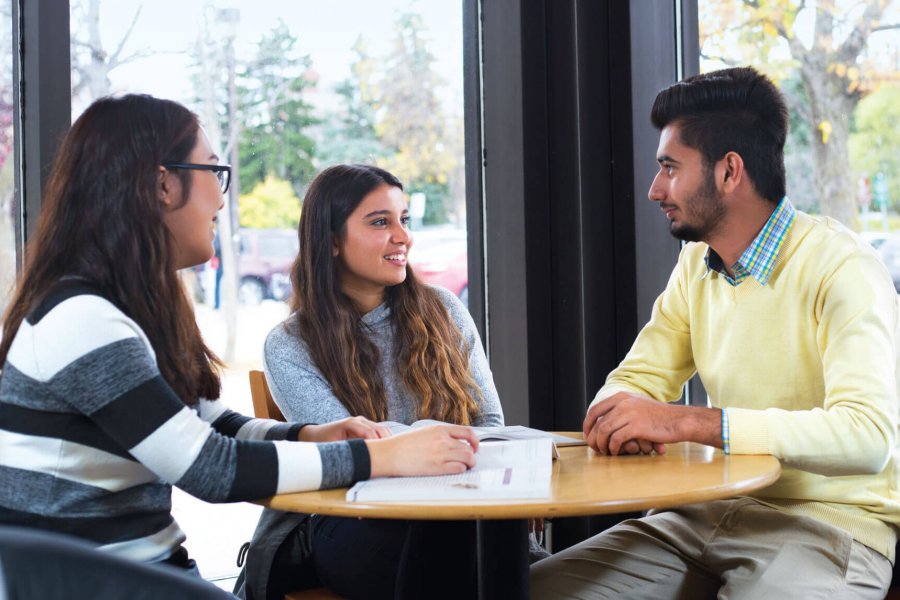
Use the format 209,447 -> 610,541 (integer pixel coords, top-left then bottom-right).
699,0 -> 899,227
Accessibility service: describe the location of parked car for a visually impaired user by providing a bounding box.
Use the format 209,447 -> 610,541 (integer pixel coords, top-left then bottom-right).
409,227 -> 469,307
875,234 -> 900,293
238,228 -> 298,304
861,231 -> 890,251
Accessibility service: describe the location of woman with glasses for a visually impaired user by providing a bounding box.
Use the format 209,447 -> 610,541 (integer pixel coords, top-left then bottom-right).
0,95 -> 480,591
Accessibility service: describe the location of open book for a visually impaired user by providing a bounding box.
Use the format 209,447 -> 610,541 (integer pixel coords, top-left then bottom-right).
346,438 -> 553,502
379,419 -> 585,447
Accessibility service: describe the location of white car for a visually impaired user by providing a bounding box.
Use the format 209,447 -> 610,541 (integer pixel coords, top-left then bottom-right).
861,231 -> 890,250
873,234 -> 900,293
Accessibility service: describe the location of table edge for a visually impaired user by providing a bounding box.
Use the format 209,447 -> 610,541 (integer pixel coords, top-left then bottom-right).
259,451 -> 782,520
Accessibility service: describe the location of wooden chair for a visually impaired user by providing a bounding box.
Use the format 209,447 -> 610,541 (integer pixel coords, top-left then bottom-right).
249,369 -> 285,421
247,370 -> 345,600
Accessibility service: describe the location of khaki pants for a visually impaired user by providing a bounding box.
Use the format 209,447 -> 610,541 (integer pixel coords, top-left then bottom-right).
531,498 -> 892,599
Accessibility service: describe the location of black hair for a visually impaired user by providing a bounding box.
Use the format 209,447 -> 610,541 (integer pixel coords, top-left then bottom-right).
650,66 -> 788,204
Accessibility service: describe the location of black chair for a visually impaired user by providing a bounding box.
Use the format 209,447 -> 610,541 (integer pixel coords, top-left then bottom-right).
0,526 -> 232,600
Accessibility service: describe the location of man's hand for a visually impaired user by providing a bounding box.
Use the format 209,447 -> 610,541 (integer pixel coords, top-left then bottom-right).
582,392 -> 722,455
298,416 -> 392,442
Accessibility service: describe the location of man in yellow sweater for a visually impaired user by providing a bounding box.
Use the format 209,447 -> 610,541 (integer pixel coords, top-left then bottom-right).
532,67 -> 899,598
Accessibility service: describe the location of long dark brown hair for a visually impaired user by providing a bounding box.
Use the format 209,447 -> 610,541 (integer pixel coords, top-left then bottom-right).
290,164 -> 480,424
0,94 -> 222,404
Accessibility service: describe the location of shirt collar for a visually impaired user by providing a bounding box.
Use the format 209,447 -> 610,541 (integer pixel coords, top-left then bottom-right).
704,197 -> 796,286
361,301 -> 391,327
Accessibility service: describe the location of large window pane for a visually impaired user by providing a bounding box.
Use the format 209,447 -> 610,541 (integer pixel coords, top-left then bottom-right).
698,1 -> 900,290
70,0 -> 467,581
0,0 -> 16,314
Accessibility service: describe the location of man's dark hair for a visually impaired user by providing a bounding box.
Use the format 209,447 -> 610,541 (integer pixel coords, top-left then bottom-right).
650,66 -> 788,204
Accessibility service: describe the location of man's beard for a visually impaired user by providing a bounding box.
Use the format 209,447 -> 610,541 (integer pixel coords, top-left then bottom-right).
669,172 -> 726,243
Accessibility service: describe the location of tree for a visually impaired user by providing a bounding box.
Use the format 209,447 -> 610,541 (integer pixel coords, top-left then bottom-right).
239,175 -> 302,229
70,0 -> 147,106
238,21 -> 318,198
378,12 -> 457,224
317,35 -> 390,167
781,76 -> 819,212
700,0 -> 900,226
191,5 -> 241,362
850,85 -> 900,211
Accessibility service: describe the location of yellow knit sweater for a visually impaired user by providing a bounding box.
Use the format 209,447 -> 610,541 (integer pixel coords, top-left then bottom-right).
593,211 -> 900,560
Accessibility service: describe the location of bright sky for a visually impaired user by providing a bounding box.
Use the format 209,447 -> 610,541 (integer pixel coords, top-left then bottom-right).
74,0 -> 464,117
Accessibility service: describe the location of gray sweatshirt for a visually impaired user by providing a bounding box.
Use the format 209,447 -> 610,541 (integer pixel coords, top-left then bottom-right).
264,285 -> 504,427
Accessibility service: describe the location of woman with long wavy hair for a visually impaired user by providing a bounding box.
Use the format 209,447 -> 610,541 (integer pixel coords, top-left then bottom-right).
0,96 -> 480,592
263,163 -> 504,599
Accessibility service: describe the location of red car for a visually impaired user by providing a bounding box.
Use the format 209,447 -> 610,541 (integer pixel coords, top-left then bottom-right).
238,228 -> 298,304
409,229 -> 469,307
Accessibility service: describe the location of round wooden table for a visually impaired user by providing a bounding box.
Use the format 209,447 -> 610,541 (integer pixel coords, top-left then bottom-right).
259,439 -> 781,599
263,440 -> 780,519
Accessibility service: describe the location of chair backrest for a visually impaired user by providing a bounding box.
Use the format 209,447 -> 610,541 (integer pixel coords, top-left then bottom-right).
249,370 -> 286,422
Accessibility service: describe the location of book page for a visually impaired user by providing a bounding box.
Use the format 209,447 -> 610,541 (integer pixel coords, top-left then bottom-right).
346,438 -> 553,502
476,439 -> 553,469
378,419 -> 447,435
472,425 -> 584,446
379,421 -> 412,435
346,466 -> 549,501
378,420 -> 584,447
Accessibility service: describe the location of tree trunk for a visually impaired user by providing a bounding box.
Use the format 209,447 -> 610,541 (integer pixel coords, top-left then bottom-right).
196,13 -> 239,363
772,0 -> 894,229
85,0 -> 111,99
221,29 -> 240,364
798,58 -> 858,227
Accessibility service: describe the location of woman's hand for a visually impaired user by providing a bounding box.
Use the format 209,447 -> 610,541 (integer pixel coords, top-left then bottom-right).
298,416 -> 392,442
366,425 -> 480,478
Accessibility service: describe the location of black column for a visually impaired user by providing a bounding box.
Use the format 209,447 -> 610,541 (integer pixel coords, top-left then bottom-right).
14,0 -> 71,247
478,0 -> 697,550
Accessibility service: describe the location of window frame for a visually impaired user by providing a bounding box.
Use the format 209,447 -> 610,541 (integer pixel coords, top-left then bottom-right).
477,0 -> 699,430
13,0 -> 71,255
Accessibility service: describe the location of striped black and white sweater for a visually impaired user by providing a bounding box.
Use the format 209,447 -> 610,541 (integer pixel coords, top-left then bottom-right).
0,281 -> 370,563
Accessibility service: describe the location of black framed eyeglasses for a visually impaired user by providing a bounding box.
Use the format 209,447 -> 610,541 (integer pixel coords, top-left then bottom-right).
162,163 -> 232,194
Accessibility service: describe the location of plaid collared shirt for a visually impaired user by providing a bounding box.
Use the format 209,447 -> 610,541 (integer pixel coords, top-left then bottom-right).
705,197 -> 796,286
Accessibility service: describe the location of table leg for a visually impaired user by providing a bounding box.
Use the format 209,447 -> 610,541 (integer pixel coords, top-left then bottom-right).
477,519 -> 530,600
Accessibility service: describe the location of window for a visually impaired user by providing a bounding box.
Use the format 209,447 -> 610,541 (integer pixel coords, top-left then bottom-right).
0,0 -> 16,315
69,0 -> 468,581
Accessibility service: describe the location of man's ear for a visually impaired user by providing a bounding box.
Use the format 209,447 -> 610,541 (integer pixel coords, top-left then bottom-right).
718,151 -> 744,194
